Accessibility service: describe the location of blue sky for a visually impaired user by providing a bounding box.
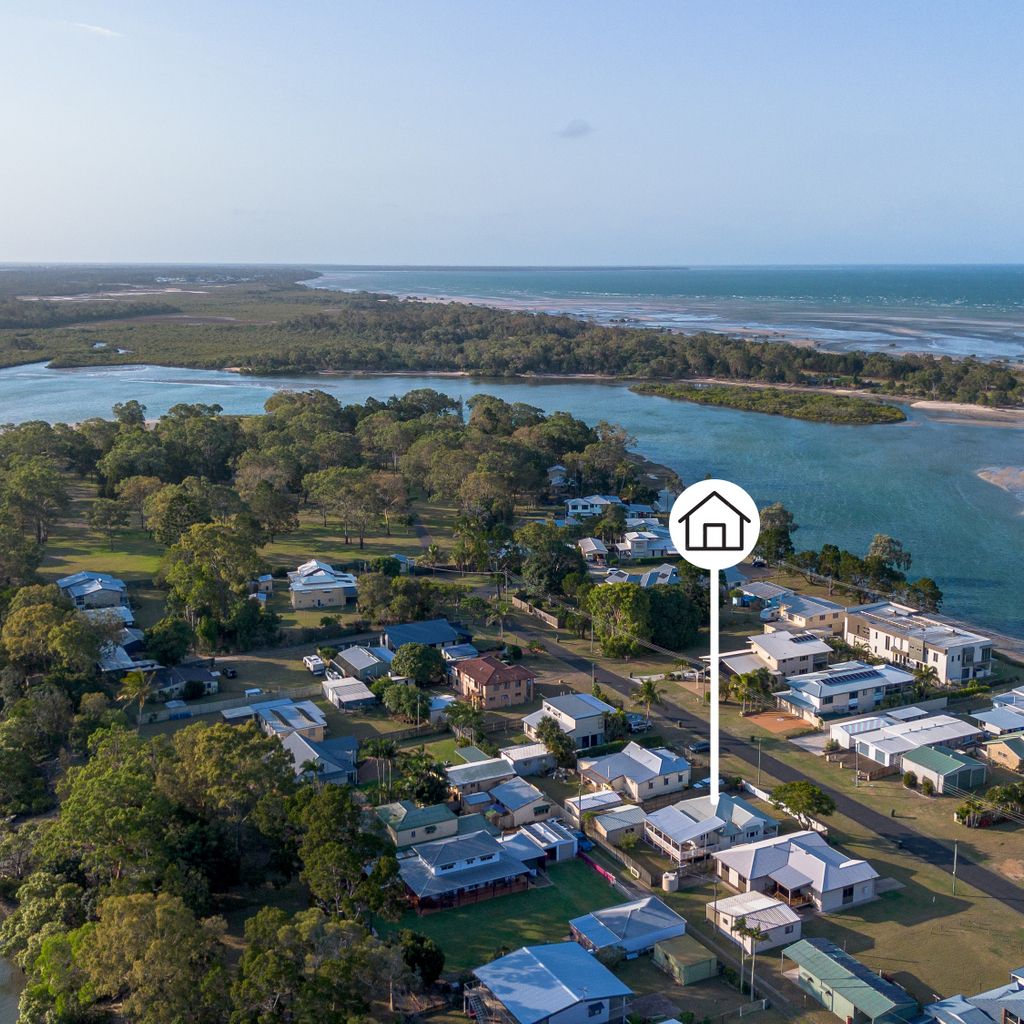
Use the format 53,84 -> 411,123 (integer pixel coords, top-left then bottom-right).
2,1 -> 1022,264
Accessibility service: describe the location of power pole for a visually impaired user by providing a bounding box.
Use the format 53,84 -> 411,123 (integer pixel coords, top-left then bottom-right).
952,841 -> 959,896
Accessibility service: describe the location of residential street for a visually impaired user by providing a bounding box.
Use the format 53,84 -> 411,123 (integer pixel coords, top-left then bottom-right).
517,622 -> 1024,916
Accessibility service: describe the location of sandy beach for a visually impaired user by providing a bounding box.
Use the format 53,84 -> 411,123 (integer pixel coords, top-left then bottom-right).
911,399 -> 1024,425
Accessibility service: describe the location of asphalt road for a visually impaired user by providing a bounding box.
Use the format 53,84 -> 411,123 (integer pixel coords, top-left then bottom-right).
521,624 -> 1024,917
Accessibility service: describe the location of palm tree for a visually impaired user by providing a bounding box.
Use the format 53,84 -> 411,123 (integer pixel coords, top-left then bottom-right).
117,670 -> 153,730
732,917 -> 769,999
361,737 -> 398,797
424,543 -> 441,574
446,700 -> 485,745
633,678 -> 667,725
486,600 -> 511,641
913,664 -> 940,696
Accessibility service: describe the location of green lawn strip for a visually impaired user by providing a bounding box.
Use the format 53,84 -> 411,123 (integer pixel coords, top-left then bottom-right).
379,859 -> 619,972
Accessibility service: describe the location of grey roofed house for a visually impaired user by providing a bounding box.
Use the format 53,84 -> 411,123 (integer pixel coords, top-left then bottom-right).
595,804 -> 648,833
322,676 -> 377,709
490,777 -> 545,812
472,943 -> 633,1024
383,617 -> 467,650
570,896 -> 687,954
646,805 -> 726,848
281,733 -> 358,783
446,757 -> 516,791
499,742 -> 556,775
740,581 -> 792,602
331,644 -> 393,680
83,604 -> 135,627
398,829 -> 530,901
645,792 -> 778,861
602,563 -> 680,587
581,741 -> 690,786
715,830 -> 879,909
57,571 -> 129,605
442,642 -> 480,663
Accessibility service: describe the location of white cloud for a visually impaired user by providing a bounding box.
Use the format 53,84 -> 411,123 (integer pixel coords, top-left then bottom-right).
65,21 -> 123,38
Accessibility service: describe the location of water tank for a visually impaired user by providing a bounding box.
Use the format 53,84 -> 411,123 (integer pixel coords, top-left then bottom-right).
662,871 -> 679,892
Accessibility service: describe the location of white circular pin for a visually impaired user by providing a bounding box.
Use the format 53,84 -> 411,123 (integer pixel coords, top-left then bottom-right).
668,479 -> 761,571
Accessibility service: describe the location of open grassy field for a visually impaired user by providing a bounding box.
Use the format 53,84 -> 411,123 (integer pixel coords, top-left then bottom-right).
380,859 -> 620,971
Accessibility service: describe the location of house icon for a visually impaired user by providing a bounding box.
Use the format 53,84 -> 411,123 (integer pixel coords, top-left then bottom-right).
677,490 -> 752,552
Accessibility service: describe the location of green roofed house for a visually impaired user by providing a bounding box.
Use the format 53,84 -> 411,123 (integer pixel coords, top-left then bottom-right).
375,800 -> 458,848
901,745 -> 987,794
782,938 -> 918,1024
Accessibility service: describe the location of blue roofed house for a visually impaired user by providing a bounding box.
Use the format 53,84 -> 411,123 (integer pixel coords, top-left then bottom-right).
469,943 -> 633,1024
398,829 -> 532,911
489,777 -> 553,828
446,757 -> 516,799
523,693 -> 616,750
579,742 -> 690,804
57,571 -> 129,611
570,896 -> 686,956
925,966 -> 1024,1024
383,618 -> 469,651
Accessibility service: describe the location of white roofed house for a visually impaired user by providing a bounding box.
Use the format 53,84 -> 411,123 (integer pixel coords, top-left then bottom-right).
287,559 -> 357,609
776,661 -> 916,726
469,943 -> 633,1024
523,692 -> 616,750
579,742 -> 690,804
828,707 -> 983,770
499,742 -> 556,777
565,494 -> 623,518
57,571 -> 129,611
749,631 -> 832,679
570,896 -> 687,955
706,891 -> 801,953
713,830 -> 879,912
602,564 -> 680,588
221,698 -> 328,742
615,530 -> 677,560
644,792 -> 779,864
577,537 -> 609,564
845,600 -> 994,686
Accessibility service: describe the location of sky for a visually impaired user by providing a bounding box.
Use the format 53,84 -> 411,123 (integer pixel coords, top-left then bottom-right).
1,1 -> 1023,265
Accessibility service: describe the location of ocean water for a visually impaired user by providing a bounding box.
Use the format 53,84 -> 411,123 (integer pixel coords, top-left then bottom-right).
306,264 -> 1024,361
0,361 -> 1022,637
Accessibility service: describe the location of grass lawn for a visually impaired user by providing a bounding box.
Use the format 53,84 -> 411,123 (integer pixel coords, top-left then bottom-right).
381,859 -> 619,971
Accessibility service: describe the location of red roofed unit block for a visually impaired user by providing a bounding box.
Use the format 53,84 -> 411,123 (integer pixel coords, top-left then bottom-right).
454,655 -> 536,709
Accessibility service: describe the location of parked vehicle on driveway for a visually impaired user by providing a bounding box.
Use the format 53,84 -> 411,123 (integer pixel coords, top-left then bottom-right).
626,712 -> 652,733
687,739 -> 711,755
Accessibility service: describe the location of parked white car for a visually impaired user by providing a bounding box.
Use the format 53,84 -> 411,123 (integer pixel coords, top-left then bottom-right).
302,654 -> 326,675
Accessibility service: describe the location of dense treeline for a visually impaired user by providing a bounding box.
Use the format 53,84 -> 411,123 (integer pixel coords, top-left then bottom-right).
631,382 -> 908,424
0,721 -> 446,1023
0,299 -> 181,330
0,277 -> 1021,404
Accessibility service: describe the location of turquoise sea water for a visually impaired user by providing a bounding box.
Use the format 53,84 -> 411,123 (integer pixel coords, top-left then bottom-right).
307,264 -> 1024,361
0,361 -> 1021,637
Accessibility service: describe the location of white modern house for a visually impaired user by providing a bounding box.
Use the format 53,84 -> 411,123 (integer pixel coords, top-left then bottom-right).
579,742 -> 690,804
287,559 -> 358,609
615,530 -> 677,560
565,495 -> 624,518
714,631 -> 832,681
713,830 -> 879,912
844,601 -> 993,686
523,693 -> 616,750
776,661 -> 916,725
602,564 -> 680,588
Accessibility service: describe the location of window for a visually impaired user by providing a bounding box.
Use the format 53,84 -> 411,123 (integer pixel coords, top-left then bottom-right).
648,782 -> 654,790
588,1003 -> 605,1018
425,826 -> 436,835
784,925 -> 794,933
842,885 -> 854,905
439,863 -> 455,871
